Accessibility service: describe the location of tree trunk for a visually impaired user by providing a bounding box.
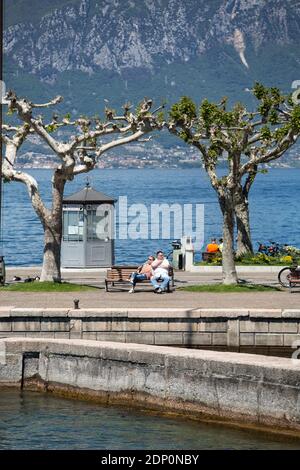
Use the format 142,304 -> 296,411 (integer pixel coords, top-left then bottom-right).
235,169 -> 257,257
219,194 -> 238,285
235,187 -> 253,257
40,171 -> 65,282
40,224 -> 62,282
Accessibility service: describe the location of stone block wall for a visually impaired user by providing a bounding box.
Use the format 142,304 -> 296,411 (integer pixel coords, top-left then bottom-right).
0,307 -> 300,354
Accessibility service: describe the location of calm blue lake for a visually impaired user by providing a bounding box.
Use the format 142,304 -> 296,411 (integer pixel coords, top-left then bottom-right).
0,390 -> 299,449
2,168 -> 300,266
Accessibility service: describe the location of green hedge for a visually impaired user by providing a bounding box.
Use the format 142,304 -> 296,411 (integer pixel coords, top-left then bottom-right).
196,253 -> 300,266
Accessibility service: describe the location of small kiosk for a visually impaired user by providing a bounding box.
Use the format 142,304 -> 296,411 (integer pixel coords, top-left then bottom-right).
61,183 -> 116,268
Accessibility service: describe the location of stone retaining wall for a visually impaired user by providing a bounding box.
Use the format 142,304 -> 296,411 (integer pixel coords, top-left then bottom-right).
1,338 -> 300,436
1,307 -> 300,353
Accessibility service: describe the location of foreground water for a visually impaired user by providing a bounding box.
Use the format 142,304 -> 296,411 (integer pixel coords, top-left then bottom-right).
2,168 -> 300,266
0,390 -> 299,449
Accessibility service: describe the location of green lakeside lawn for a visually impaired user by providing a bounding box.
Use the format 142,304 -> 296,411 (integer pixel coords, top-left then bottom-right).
0,282 -> 281,294
0,281 -> 98,292
179,284 -> 281,293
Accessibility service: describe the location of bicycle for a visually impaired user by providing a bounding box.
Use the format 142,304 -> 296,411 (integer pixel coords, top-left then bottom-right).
278,264 -> 300,288
257,241 -> 289,257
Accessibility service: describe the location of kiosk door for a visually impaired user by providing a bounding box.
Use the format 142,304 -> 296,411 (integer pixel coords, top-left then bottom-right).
86,204 -> 114,267
61,207 -> 85,267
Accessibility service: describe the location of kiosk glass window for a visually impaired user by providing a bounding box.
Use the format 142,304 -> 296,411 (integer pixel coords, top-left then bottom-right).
63,210 -> 84,241
87,209 -> 109,240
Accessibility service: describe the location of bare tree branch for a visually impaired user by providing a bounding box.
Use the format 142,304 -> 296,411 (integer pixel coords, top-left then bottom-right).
240,128 -> 297,175
2,141 -> 49,222
97,129 -> 145,156
31,96 -> 63,108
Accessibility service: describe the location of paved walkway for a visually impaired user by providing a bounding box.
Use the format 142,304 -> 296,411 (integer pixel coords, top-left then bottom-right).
0,289 -> 299,309
1,266 -> 299,309
4,266 -> 283,287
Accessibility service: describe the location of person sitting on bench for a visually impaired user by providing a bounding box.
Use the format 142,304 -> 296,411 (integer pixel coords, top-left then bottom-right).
206,238 -> 220,253
151,250 -> 170,294
128,255 -> 155,294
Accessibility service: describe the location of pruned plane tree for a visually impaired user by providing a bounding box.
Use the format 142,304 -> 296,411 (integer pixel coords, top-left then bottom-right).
1,91 -> 165,281
168,84 -> 300,284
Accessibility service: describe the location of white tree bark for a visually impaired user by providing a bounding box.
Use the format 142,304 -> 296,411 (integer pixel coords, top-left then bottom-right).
2,133 -> 49,225
40,170 -> 65,282
219,194 -> 238,285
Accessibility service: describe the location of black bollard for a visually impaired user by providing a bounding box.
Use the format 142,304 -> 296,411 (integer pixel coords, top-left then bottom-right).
74,299 -> 80,310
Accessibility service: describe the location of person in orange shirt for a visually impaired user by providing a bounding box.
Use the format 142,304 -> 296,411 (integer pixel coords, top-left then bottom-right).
206,238 -> 220,253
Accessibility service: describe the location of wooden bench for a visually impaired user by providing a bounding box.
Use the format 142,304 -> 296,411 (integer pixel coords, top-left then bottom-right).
105,265 -> 174,292
202,251 -> 220,262
289,268 -> 300,291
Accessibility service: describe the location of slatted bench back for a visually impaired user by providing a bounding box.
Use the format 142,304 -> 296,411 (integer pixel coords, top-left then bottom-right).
106,266 -> 139,281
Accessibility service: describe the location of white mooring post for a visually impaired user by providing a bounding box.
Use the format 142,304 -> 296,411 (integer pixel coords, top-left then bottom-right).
181,236 -> 194,271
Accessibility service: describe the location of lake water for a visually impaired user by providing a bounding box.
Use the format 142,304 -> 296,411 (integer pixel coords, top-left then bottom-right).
2,168 -> 300,266
0,389 -> 299,450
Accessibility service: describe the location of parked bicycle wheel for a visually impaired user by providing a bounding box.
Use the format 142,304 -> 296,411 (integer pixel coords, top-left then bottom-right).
278,266 -> 294,288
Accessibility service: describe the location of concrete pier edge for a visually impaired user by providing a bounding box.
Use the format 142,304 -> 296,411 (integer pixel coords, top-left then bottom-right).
1,338 -> 300,438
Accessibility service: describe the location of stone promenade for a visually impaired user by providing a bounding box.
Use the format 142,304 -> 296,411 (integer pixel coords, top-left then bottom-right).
1,288 -> 300,309
0,266 -> 299,309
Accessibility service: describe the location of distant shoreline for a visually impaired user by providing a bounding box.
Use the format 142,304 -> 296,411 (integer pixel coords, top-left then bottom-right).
16,165 -> 300,170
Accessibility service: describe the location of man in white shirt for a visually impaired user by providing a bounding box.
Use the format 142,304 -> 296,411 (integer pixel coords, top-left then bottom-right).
151,250 -> 170,293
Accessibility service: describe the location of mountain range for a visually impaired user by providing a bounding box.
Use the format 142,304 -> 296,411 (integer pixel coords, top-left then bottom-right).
4,0 -> 300,163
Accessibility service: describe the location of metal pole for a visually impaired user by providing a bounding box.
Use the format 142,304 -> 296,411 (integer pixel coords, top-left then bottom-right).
0,0 -> 5,284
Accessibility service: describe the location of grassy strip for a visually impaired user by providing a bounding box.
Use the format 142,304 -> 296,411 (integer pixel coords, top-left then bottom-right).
179,284 -> 281,293
0,281 -> 98,292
